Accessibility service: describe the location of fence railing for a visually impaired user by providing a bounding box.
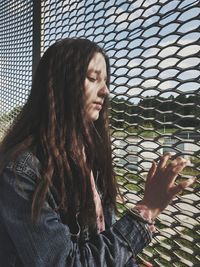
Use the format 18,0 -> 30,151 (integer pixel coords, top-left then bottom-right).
0,0 -> 199,266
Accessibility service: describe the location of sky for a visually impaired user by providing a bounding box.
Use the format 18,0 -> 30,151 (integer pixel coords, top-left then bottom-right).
0,0 -> 199,114
38,0 -> 200,102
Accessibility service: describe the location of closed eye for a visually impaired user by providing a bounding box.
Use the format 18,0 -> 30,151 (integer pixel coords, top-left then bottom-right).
87,76 -> 97,82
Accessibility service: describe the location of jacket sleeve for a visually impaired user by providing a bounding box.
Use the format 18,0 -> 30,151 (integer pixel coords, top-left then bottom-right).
0,154 -> 152,267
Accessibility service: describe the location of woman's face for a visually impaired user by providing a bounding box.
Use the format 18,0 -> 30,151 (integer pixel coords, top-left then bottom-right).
83,52 -> 109,121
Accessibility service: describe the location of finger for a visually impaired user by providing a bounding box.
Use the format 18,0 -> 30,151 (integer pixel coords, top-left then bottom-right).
170,156 -> 188,167
146,161 -> 157,183
166,157 -> 187,177
173,156 -> 188,165
157,153 -> 171,169
169,177 -> 196,196
172,161 -> 187,174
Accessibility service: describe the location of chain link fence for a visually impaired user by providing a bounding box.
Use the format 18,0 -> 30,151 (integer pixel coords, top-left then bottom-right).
0,0 -> 199,266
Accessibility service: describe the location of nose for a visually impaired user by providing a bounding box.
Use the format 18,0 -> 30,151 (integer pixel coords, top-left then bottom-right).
98,82 -> 109,97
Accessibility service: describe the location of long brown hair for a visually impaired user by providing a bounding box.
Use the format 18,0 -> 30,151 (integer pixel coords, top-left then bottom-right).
0,38 -> 118,229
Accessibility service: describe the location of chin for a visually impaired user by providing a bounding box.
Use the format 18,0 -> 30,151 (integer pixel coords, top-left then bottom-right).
91,115 -> 99,122
89,112 -> 100,122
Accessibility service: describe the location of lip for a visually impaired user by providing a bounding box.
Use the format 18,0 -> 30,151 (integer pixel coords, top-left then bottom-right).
94,102 -> 103,110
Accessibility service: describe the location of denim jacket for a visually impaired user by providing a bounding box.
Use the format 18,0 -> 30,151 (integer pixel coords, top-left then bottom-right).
0,151 -> 152,267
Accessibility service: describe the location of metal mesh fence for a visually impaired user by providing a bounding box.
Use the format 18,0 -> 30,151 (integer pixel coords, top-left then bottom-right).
1,0 -> 200,266
0,0 -> 32,139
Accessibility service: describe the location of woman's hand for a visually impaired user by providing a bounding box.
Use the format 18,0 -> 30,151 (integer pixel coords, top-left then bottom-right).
137,153 -> 196,221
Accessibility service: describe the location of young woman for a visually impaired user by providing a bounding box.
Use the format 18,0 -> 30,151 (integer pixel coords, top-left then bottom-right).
0,38 -> 195,267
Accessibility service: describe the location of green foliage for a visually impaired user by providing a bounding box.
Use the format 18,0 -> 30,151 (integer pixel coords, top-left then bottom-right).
110,95 -> 199,129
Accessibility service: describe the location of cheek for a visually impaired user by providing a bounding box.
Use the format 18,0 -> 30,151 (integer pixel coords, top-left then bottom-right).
84,82 -> 96,102
84,80 -> 91,99
83,90 -> 93,112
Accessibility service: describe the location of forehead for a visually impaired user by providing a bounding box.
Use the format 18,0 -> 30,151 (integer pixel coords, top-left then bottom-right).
87,52 -> 107,75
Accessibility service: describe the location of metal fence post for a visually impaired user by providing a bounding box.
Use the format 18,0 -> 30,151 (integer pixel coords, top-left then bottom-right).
32,0 -> 41,78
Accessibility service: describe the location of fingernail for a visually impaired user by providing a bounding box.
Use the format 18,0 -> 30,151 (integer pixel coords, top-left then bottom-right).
192,176 -> 197,182
188,177 -> 196,185
186,160 -> 193,167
